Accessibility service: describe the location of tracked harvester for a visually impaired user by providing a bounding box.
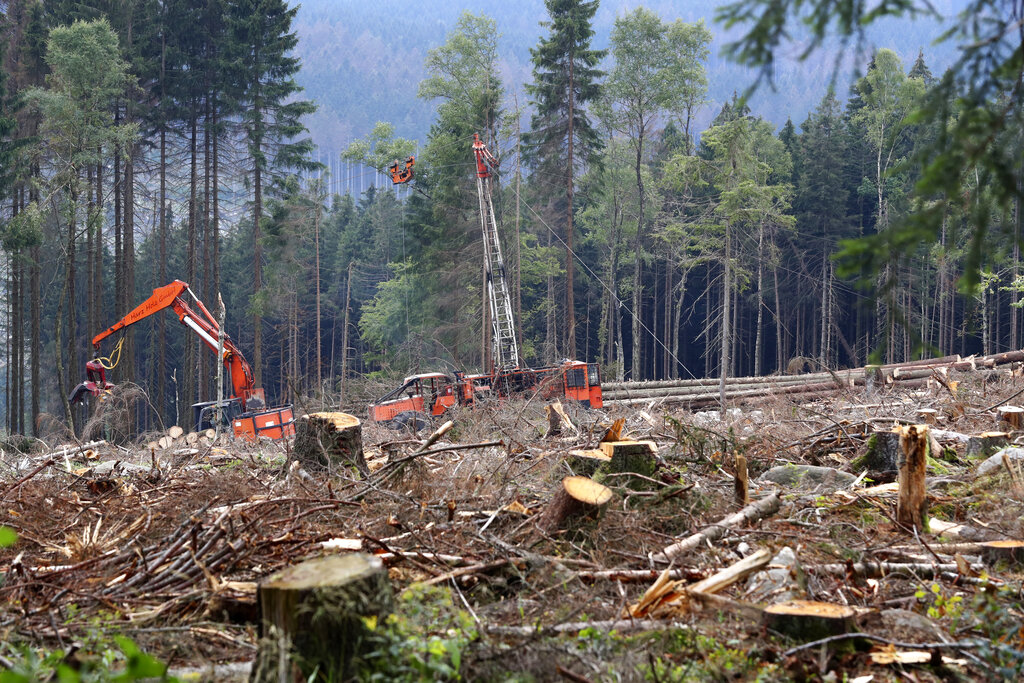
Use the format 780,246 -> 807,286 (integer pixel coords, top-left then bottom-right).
368,135 -> 602,428
70,280 -> 295,440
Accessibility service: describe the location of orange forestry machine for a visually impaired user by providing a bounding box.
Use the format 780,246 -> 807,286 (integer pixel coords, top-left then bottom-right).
368,135 -> 602,428
70,280 -> 295,440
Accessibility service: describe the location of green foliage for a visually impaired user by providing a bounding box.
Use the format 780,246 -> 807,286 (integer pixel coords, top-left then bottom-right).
0,637 -> 174,683
0,526 -> 16,547
358,584 -> 477,682
717,0 -> 1024,294
914,582 -> 964,627
342,121 -> 417,174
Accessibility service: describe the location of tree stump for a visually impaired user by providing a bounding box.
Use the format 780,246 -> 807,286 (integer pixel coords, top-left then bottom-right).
896,424 -> 929,533
978,540 -> 1024,566
598,440 -> 658,489
853,431 -> 901,482
536,476 -> 613,537
567,449 -> 611,477
966,431 -> 1010,459
763,600 -> 857,641
293,412 -> 366,475
251,553 -> 392,683
996,406 -> 1024,431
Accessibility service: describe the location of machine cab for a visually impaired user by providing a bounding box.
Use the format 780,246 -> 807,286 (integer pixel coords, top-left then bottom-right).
368,372 -> 459,424
562,361 -> 603,409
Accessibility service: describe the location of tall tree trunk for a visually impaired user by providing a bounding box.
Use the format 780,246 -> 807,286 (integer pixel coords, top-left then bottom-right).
253,147 -> 263,390
565,54 -> 576,360
719,223 -> 731,406
631,132 -> 645,380
755,225 -> 765,376
184,112 -> 198,424
158,127 -> 167,422
123,150 -> 135,384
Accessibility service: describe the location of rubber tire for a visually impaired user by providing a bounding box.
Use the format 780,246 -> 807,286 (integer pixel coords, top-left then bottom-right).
391,411 -> 430,433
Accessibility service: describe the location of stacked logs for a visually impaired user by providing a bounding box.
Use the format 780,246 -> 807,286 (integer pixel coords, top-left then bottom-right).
601,350 -> 1024,407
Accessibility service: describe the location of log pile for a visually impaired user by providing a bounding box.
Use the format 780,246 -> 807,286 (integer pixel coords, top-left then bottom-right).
602,349 -> 1024,407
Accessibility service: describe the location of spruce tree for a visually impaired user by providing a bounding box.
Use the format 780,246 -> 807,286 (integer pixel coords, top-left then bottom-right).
524,0 -> 605,361
227,0 -> 315,391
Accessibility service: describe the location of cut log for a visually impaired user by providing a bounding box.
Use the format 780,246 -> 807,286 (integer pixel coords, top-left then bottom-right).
167,425 -> 184,440
763,600 -> 857,641
896,424 -> 929,533
184,431 -> 199,446
536,476 -> 613,537
204,428 -> 216,440
250,553 -> 392,683
966,431 -> 1009,459
567,449 -> 611,477
293,412 -> 366,475
996,405 -> 1024,431
157,436 -> 173,450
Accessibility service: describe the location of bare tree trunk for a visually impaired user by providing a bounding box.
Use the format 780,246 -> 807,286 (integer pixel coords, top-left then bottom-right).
719,223 -> 731,407
184,112 -> 198,423
755,225 -> 764,377
631,132 -> 645,380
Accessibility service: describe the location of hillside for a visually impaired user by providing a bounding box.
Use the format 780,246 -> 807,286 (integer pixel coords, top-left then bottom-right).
293,0 -> 962,152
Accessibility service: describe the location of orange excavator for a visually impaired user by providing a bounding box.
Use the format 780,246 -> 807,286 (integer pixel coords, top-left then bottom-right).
70,280 -> 295,440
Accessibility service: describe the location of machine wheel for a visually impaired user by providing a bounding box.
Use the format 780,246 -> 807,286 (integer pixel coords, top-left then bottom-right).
390,411 -> 430,432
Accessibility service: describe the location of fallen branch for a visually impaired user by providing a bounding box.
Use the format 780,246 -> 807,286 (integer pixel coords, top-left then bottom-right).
484,618 -> 693,637
652,493 -> 781,563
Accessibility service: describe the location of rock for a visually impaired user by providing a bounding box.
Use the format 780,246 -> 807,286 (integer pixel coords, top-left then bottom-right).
759,465 -> 857,492
976,446 -> 1024,477
745,546 -> 806,604
879,609 -> 950,643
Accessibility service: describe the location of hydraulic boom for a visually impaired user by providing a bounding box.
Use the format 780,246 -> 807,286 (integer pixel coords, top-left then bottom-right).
72,280 -> 294,440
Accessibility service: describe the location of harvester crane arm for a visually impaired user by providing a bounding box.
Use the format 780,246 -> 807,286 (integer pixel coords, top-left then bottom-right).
91,280 -> 259,409
473,133 -> 519,371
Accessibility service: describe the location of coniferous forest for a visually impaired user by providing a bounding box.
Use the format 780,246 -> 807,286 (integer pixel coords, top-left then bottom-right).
1,0 -> 1022,438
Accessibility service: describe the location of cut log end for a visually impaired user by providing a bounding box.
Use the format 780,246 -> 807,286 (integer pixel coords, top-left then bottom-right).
293,412 -> 366,475
252,553 -> 392,683
537,476 -> 613,537
564,476 -> 614,506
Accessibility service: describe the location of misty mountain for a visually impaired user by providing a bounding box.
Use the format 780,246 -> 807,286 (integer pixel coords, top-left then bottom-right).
293,0 -> 961,153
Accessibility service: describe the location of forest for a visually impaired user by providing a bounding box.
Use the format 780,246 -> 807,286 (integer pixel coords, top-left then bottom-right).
0,0 -> 1021,439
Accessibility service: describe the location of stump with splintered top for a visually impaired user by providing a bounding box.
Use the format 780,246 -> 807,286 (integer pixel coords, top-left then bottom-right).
250,553 -> 392,683
537,476 -> 613,537
293,412 -> 366,475
763,600 -> 857,641
896,424 -> 929,533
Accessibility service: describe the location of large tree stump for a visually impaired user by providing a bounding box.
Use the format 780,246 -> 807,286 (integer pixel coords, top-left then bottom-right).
966,431 -> 1010,459
536,476 -> 613,537
853,431 -> 902,482
763,600 -> 857,641
293,412 -> 366,475
896,424 -> 929,533
597,440 -> 658,489
996,406 -> 1024,431
567,449 -> 611,477
250,554 -> 392,683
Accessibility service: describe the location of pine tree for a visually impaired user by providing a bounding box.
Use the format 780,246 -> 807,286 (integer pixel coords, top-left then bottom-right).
227,0 -> 315,392
524,0 -> 605,361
